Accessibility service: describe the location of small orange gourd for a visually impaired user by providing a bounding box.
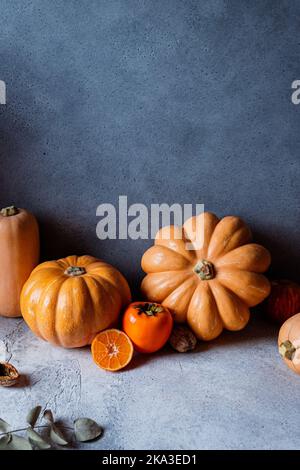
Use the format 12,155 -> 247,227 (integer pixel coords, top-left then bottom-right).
21,255 -> 131,348
278,313 -> 300,375
0,206 -> 39,317
141,212 -> 271,341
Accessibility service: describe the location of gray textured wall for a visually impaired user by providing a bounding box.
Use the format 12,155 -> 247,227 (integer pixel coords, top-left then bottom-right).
1,0 -> 299,293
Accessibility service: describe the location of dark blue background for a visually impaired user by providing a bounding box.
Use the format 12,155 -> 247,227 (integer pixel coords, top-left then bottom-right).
1,0 -> 299,290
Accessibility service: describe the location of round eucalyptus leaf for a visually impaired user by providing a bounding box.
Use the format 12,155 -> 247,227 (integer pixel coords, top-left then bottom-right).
26,405 -> 42,427
50,425 -> 68,446
7,435 -> 32,450
0,418 -> 11,433
27,427 -> 51,450
74,418 -> 103,442
43,409 -> 54,424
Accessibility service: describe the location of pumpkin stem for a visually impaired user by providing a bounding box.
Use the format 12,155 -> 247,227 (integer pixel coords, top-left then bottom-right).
194,259 -> 215,280
134,303 -> 164,316
279,340 -> 296,360
64,266 -> 86,277
0,206 -> 19,217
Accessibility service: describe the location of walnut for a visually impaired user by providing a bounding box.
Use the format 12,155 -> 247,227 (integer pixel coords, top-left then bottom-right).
169,326 -> 197,353
0,362 -> 19,387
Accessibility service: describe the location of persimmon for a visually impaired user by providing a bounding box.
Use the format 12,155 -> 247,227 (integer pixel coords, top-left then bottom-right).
91,329 -> 133,372
122,302 -> 173,353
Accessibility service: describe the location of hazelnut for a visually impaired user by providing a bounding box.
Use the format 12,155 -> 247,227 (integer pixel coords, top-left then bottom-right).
169,326 -> 197,353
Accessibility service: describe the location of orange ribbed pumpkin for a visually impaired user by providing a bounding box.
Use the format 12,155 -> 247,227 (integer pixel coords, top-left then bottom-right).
21,255 -> 131,348
0,206 -> 39,317
141,212 -> 271,341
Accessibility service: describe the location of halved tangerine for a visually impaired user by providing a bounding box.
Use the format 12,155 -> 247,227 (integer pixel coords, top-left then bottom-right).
91,329 -> 133,371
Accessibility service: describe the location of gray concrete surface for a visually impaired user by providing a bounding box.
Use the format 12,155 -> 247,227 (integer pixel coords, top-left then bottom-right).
0,314 -> 299,450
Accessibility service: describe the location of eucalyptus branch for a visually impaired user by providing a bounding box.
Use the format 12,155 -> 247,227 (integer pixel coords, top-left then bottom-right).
0,405 -> 103,450
0,424 -> 73,437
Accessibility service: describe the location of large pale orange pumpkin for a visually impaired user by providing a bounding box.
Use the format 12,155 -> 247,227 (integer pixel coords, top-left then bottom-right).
0,206 -> 39,317
21,255 -> 131,348
141,212 -> 271,340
